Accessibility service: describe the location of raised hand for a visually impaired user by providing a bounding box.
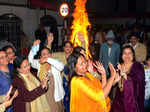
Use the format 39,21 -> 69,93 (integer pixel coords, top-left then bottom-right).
113,72 -> 121,85
117,63 -> 121,70
41,75 -> 49,89
93,61 -> 106,76
117,63 -> 127,80
33,40 -> 40,46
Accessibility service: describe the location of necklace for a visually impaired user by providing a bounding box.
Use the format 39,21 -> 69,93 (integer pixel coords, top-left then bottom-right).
122,62 -> 133,74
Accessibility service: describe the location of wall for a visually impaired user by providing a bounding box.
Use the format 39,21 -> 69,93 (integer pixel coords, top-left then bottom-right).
146,0 -> 150,12
0,5 -> 64,45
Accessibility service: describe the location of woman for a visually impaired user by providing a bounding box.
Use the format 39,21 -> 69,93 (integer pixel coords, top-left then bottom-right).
73,46 -> 86,56
2,45 -> 16,73
0,50 -> 13,112
73,46 -> 102,80
67,52 -> 118,112
111,45 -> 145,112
12,56 -> 51,112
46,33 -> 73,112
28,40 -> 65,112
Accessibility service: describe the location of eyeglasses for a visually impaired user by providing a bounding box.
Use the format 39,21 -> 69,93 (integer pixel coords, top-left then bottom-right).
6,51 -> 14,55
0,55 -> 7,60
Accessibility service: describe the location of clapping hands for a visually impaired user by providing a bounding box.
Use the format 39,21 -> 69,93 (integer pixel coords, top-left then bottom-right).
117,63 -> 127,80
93,61 -> 106,76
109,63 -> 121,85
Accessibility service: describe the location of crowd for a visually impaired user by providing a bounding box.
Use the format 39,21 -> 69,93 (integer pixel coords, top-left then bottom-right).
0,24 -> 150,112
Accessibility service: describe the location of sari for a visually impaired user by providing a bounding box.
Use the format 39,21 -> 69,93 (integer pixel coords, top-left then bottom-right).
70,72 -> 110,112
111,62 -> 145,112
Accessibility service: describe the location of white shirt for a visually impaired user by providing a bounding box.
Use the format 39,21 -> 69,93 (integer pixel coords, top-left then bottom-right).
129,43 -> 138,50
108,47 -> 111,57
144,68 -> 150,100
28,46 -> 65,102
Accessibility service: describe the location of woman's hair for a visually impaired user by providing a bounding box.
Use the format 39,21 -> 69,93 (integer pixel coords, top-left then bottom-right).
146,55 -> 150,61
129,32 -> 139,40
12,56 -> 27,79
120,45 -> 136,63
0,49 -> 4,53
2,45 -> 15,54
67,52 -> 84,81
63,41 -> 73,48
73,46 -> 85,54
38,47 -> 52,57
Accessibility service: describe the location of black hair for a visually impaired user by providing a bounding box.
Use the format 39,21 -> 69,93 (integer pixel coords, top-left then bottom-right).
12,56 -> 27,79
66,52 -> 85,96
73,46 -> 85,54
146,56 -> 150,61
38,47 -> 52,57
119,45 -> 136,63
63,41 -> 73,48
2,45 -> 15,54
67,52 -> 85,81
0,49 -> 6,56
129,32 -> 139,39
0,49 -> 4,52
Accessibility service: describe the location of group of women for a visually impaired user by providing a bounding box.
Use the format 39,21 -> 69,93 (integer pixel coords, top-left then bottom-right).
0,39 -> 65,112
67,45 -> 145,112
0,33 -> 145,112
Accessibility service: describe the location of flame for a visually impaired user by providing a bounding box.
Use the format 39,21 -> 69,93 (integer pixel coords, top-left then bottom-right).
70,0 -> 91,59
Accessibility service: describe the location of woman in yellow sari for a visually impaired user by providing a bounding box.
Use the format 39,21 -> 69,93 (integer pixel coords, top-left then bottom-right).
67,52 -> 119,112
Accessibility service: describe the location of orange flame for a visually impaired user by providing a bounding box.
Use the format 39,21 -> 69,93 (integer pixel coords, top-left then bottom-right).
70,0 -> 91,59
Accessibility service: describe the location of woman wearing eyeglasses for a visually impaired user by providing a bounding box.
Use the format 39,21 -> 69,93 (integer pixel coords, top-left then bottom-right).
0,50 -> 13,112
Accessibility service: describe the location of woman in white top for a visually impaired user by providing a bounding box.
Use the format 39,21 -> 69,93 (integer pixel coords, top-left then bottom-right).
28,40 -> 65,112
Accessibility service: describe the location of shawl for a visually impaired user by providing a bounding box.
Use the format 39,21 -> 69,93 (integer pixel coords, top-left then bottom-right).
20,73 -> 51,112
111,62 -> 145,112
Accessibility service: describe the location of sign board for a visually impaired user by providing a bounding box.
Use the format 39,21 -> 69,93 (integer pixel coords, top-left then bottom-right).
59,3 -> 69,17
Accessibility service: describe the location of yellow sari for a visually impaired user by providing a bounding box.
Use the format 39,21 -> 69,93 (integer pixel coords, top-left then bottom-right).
70,72 -> 110,112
